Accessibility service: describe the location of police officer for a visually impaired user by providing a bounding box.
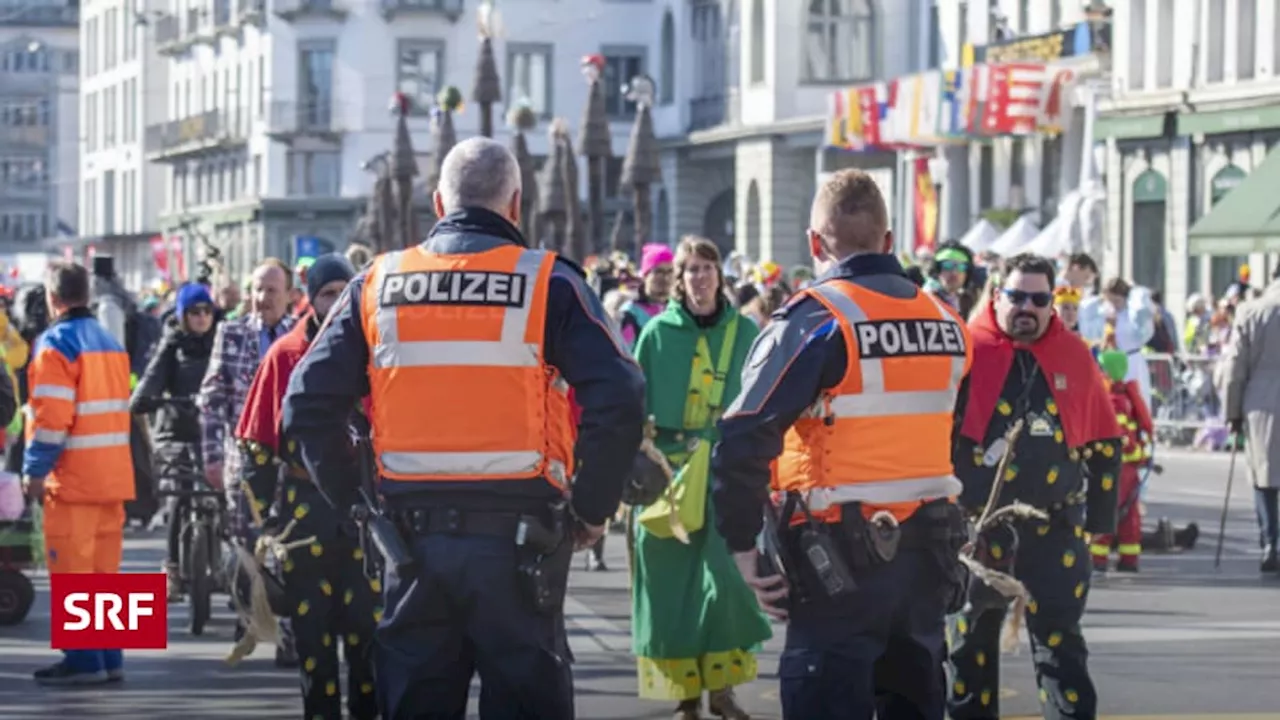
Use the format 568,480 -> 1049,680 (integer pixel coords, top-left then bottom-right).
711,169 -> 973,720
281,136 -> 646,719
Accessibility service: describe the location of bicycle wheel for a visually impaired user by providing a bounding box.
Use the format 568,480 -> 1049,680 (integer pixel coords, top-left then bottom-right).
188,520 -> 212,636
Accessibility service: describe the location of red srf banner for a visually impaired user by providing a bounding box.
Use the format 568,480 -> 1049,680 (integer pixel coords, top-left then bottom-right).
170,237 -> 187,282
983,63 -> 1046,135
913,156 -> 938,254
149,235 -> 169,279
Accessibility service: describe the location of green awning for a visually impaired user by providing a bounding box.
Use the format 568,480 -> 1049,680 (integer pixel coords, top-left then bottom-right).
1188,146 -> 1280,255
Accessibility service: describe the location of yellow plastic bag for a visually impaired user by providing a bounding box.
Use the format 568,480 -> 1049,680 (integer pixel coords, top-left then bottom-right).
638,439 -> 711,540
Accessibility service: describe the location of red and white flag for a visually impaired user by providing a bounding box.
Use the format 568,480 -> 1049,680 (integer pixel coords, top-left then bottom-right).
983,63 -> 1046,135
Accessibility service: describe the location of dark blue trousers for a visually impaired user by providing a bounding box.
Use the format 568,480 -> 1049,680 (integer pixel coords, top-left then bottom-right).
373,533 -> 574,720
780,548 -> 948,720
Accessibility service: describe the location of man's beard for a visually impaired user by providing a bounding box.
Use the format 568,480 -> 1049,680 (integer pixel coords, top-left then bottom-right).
1007,311 -> 1042,340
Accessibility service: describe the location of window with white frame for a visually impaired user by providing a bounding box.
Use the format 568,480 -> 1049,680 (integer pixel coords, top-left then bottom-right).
1206,0 -> 1225,82
601,47 -> 647,119
1128,0 -> 1146,90
287,150 -> 340,197
803,0 -> 875,83
1237,0 -> 1256,80
397,40 -> 445,116
506,44 -> 552,118
1155,0 -> 1173,88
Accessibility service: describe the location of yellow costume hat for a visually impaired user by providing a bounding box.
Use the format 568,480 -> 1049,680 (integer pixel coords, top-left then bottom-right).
1054,286 -> 1082,306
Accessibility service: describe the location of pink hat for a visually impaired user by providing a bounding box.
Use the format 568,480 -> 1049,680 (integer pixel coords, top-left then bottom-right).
639,244 -> 674,276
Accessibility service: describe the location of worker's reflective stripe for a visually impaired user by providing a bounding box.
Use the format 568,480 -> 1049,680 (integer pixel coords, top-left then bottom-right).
32,428 -> 67,444
805,475 -> 963,511
371,249 -> 545,369
809,284 -> 964,415
1089,543 -> 1110,556
920,291 -> 969,387
64,432 -> 130,450
829,388 -> 955,417
32,384 -> 75,401
76,399 -> 129,415
1122,450 -> 1145,462
810,284 -> 885,392
380,449 -> 543,478
1117,543 -> 1142,556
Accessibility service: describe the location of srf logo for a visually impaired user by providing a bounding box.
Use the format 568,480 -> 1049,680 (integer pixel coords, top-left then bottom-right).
50,573 -> 167,650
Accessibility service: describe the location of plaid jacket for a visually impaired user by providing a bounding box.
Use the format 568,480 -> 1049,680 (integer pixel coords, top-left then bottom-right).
197,313 -> 295,484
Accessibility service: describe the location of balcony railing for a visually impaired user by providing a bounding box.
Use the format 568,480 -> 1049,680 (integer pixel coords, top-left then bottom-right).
213,0 -> 233,26
265,100 -> 344,137
379,0 -> 463,21
237,0 -> 265,22
0,125 -> 51,147
145,109 -> 251,159
688,95 -> 726,133
274,0 -> 350,20
154,14 -> 184,51
0,5 -> 78,27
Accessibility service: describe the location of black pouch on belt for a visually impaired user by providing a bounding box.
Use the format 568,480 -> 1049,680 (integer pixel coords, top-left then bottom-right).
515,503 -> 572,615
915,500 -> 973,614
785,493 -> 858,600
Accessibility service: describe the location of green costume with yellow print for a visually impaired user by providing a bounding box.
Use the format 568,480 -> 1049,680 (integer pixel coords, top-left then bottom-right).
630,299 -> 772,701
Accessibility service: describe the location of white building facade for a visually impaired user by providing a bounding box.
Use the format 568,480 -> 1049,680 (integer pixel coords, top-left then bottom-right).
930,0 -> 1102,250
1,0 -> 79,253
1098,0 -> 1280,318
86,0 -> 665,282
656,0 -> 928,270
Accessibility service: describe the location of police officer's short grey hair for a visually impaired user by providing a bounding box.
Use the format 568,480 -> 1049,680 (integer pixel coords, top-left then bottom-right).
437,137 -> 522,216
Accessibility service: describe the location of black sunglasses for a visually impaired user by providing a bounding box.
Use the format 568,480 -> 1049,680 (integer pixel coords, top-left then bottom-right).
1001,289 -> 1053,308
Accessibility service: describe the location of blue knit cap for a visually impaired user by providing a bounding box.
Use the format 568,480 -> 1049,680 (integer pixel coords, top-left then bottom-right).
175,283 -> 213,318
306,253 -> 355,300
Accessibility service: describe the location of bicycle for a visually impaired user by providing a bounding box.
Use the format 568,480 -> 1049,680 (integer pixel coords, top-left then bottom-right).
149,398 -> 228,637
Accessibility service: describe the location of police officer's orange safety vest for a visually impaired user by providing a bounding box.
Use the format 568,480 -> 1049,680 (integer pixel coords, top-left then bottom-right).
360,244 -> 575,488
773,280 -> 973,522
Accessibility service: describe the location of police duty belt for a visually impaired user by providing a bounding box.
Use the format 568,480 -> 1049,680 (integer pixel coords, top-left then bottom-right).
959,418 -> 1048,653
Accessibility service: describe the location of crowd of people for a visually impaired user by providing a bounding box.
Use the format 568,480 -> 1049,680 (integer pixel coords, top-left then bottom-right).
8,135 -> 1279,720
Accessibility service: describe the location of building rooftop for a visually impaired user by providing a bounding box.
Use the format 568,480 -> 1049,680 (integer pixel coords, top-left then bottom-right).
0,2 -> 78,28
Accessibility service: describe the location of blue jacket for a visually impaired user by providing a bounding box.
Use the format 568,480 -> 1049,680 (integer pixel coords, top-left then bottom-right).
281,208 -> 646,526
710,253 -> 925,553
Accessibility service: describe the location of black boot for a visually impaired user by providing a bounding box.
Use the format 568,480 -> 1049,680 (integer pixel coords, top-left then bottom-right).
1262,545 -> 1279,573
1175,522 -> 1199,550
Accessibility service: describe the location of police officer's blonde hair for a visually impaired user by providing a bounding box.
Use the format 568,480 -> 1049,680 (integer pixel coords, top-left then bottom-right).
811,169 -> 890,255
437,137 -> 522,216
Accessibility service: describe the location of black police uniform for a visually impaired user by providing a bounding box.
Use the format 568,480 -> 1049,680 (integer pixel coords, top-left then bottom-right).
948,350 -> 1121,720
711,254 -> 969,720
281,208 -> 646,720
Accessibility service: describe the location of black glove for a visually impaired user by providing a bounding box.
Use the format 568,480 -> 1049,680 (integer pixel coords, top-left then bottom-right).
1229,418 -> 1244,435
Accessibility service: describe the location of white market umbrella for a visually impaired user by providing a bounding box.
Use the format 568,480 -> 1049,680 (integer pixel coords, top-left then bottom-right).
959,219 -> 1001,254
989,215 -> 1040,256
1024,214 -> 1068,257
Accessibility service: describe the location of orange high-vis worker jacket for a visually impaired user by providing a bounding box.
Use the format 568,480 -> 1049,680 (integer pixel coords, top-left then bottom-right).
360,244 -> 576,487
23,308 -> 135,503
773,280 -> 973,523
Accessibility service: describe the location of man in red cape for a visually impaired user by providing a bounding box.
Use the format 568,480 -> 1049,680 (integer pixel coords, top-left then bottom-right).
947,254 -> 1122,720
234,254 -> 377,720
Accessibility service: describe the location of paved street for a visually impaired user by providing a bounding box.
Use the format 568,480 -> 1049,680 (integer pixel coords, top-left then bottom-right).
0,449 -> 1277,719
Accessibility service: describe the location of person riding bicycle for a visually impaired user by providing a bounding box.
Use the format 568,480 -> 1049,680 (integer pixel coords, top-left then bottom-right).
130,283 -> 219,599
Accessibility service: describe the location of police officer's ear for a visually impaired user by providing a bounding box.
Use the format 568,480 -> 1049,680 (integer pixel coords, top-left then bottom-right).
879,230 -> 894,255
507,188 -> 522,227
432,190 -> 446,219
806,228 -> 824,261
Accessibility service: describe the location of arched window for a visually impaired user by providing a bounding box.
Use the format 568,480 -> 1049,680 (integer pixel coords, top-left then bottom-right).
660,10 -> 675,105
804,0 -> 876,83
749,0 -> 765,84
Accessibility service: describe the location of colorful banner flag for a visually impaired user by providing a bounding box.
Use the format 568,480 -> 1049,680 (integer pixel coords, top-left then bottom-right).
149,235 -> 169,279
913,156 -> 938,254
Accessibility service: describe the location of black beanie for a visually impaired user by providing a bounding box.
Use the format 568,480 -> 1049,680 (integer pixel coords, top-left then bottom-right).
306,253 -> 355,300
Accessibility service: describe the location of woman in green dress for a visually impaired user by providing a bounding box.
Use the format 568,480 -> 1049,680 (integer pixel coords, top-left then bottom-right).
631,236 -> 772,720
